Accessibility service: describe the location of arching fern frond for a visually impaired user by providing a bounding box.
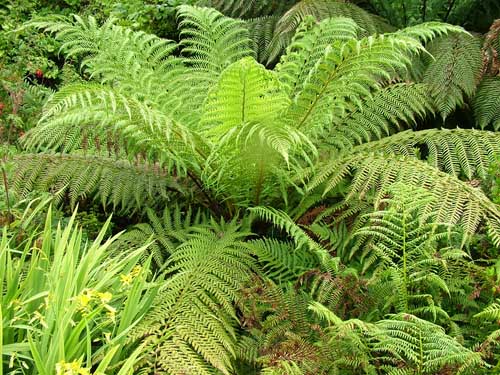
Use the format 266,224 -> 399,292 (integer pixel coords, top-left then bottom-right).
423,32 -> 482,119
114,205 -> 208,268
374,313 -> 485,374
130,223 -> 255,374
264,0 -> 393,64
473,76 -> 500,130
177,5 -> 254,79
276,16 -> 360,98
250,238 -> 318,283
325,83 -> 435,150
11,154 -> 181,213
308,131 -> 500,245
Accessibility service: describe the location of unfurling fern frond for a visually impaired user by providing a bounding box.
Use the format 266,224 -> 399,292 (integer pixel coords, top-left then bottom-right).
130,223 -> 255,374
473,76 -> 500,130
423,32 -> 482,119
12,154 -> 182,213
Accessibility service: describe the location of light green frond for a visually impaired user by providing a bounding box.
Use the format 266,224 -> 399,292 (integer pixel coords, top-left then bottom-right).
200,57 -> 314,205
308,142 -> 500,243
24,84 -> 196,172
251,238 -> 318,283
285,33 -> 427,137
374,314 -> 485,374
130,224 -> 255,374
11,154 -> 181,213
325,83 -> 435,150
473,76 -> 500,130
201,57 -> 289,133
276,16 -> 360,98
264,0 -> 393,64
350,129 -> 500,179
178,5 -> 254,77
423,32 -> 482,119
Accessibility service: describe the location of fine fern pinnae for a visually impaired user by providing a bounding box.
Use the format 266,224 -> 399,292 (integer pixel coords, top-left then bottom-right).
113,205 -> 208,268
422,32 -> 482,119
355,184 -> 468,321
373,313 -> 485,374
129,221 -> 256,374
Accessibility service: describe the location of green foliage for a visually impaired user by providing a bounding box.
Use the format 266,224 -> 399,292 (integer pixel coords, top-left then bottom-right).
473,77 -> 500,130
4,4 -> 500,374
423,32 -> 482,119
129,221 -> 256,374
0,202 -> 157,374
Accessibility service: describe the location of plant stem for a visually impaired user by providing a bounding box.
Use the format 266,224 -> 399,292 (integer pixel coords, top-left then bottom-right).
1,165 -> 12,225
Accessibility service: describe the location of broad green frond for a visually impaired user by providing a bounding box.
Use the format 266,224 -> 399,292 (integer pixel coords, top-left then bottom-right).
177,5 -> 254,79
325,83 -> 435,150
201,57 -> 289,134
264,0 -> 393,64
200,57 -> 314,205
130,224 -> 255,374
473,76 -> 500,130
474,300 -> 500,321
308,134 -> 500,243
24,84 -> 197,172
374,314 -> 485,374
284,33 -> 429,137
115,205 -> 207,268
348,129 -> 500,179
11,154 -> 181,213
251,238 -> 318,283
423,32 -> 482,119
276,16 -> 360,98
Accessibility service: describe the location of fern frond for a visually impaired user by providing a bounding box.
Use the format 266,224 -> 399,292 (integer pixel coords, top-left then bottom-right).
177,5 -> 254,81
11,153 -> 181,213
114,205 -> 207,267
249,206 -> 331,264
473,76 -> 500,130
325,83 -> 435,150
264,0 -> 393,64
130,223 -> 255,374
308,132 -> 500,242
276,16 -> 360,98
374,313 -> 485,374
423,32 -> 482,119
250,239 -> 318,283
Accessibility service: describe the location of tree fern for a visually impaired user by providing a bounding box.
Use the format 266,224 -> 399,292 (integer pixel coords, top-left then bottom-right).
12,153 -> 181,213
473,77 -> 500,130
374,313 -> 485,374
129,222 -> 255,374
422,32 -> 482,119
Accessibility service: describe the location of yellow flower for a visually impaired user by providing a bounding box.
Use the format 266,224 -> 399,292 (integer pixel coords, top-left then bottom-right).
97,292 -> 112,304
55,360 -> 92,375
120,273 -> 133,286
